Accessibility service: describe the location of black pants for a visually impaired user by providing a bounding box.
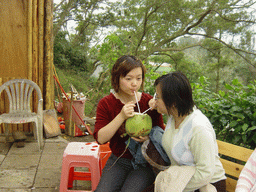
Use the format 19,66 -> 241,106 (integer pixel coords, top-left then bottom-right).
95,154 -> 155,192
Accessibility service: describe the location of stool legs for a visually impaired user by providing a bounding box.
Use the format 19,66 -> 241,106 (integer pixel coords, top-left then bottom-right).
60,158 -> 100,191
68,167 -> 75,189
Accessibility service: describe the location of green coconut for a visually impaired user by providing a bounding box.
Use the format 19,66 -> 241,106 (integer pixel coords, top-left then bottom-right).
125,112 -> 152,137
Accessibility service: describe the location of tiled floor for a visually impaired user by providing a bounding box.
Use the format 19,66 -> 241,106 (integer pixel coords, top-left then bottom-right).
0,134 -> 95,191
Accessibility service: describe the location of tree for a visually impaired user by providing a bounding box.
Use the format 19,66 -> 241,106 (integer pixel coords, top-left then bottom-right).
106,0 -> 256,66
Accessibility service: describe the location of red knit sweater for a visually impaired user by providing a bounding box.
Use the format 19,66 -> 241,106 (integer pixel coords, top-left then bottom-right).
93,92 -> 165,159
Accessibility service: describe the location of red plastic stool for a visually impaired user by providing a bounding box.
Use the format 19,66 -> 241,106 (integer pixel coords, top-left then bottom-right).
59,142 -> 101,192
66,142 -> 112,190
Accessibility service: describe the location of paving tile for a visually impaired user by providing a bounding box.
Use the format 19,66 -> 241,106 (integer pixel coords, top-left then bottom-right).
8,142 -> 42,155
34,168 -> 62,188
31,187 -> 59,192
45,136 -> 69,144
42,142 -> 67,155
38,154 -> 63,170
1,155 -> 40,169
0,136 -> 6,143
0,189 -> 31,192
0,154 -> 5,165
0,168 -> 36,188
72,180 -> 91,190
25,135 -> 38,142
0,142 -> 12,155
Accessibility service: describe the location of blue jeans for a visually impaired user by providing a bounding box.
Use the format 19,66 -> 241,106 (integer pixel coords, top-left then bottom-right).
94,153 -> 155,192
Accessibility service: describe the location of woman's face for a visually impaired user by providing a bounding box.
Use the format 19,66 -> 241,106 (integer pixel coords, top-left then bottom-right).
155,84 -> 168,115
119,67 -> 143,96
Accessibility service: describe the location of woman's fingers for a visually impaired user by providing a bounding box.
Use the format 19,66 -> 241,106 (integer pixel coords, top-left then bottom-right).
122,101 -> 135,118
148,98 -> 156,110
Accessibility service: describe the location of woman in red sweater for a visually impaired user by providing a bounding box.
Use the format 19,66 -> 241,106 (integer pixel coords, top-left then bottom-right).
93,55 -> 164,192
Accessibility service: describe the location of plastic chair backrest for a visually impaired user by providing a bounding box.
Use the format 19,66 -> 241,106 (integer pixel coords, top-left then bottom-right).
0,79 -> 42,113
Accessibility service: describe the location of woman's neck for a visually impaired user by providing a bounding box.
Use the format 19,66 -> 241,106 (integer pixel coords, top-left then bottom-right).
173,115 -> 187,129
115,92 -> 141,104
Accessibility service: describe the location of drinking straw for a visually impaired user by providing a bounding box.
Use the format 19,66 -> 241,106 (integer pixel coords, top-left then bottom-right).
142,107 -> 151,114
134,91 -> 141,113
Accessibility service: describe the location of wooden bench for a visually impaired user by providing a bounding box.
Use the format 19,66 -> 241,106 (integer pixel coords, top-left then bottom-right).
217,140 -> 254,192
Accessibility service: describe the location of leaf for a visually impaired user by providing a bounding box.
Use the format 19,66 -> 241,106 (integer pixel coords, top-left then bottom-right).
199,76 -> 205,85
233,135 -> 240,143
242,124 -> 248,132
252,133 -> 256,142
225,84 -> 233,90
232,79 -> 239,86
247,126 -> 256,132
230,121 -> 238,127
236,113 -> 245,119
219,90 -> 225,97
230,106 -> 242,112
242,135 -> 247,143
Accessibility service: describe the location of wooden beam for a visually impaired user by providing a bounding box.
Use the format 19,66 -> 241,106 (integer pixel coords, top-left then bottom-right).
44,0 -> 54,110
38,0 -> 44,92
28,0 -> 33,81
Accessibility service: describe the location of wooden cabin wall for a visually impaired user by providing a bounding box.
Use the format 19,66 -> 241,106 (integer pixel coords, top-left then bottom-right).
0,0 -> 54,134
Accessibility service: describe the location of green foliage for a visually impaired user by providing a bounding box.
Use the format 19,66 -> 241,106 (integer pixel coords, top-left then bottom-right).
55,67 -> 97,116
92,33 -> 128,94
54,31 -> 88,71
192,77 -> 256,149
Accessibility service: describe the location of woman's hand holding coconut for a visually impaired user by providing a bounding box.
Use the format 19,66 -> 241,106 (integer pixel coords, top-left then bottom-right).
123,100 -> 150,142
121,102 -> 150,143
131,135 -> 149,142
121,101 -> 150,142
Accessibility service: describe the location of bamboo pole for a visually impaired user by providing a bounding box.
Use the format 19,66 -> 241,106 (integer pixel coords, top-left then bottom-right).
32,0 -> 39,84
45,0 -> 54,110
32,0 -> 39,126
38,0 -> 44,92
28,0 -> 33,81
26,0 -> 33,133
0,77 -> 3,133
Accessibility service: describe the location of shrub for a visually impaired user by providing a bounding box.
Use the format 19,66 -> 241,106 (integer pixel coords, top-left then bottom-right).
192,76 -> 256,149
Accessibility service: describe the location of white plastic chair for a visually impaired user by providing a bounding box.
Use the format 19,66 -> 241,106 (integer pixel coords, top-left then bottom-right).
0,79 -> 43,150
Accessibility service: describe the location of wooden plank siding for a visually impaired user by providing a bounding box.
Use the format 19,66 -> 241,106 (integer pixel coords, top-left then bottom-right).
0,0 -> 54,134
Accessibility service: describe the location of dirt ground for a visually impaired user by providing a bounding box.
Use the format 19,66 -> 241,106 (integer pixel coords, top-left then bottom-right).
57,113 -> 96,143
59,122 -> 96,143
60,131 -> 95,143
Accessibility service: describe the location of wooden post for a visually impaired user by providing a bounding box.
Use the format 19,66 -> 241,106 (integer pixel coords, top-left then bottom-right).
32,0 -> 39,84
0,78 -> 3,133
32,0 -> 39,121
38,0 -> 44,92
45,0 -> 54,110
28,0 -> 33,81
